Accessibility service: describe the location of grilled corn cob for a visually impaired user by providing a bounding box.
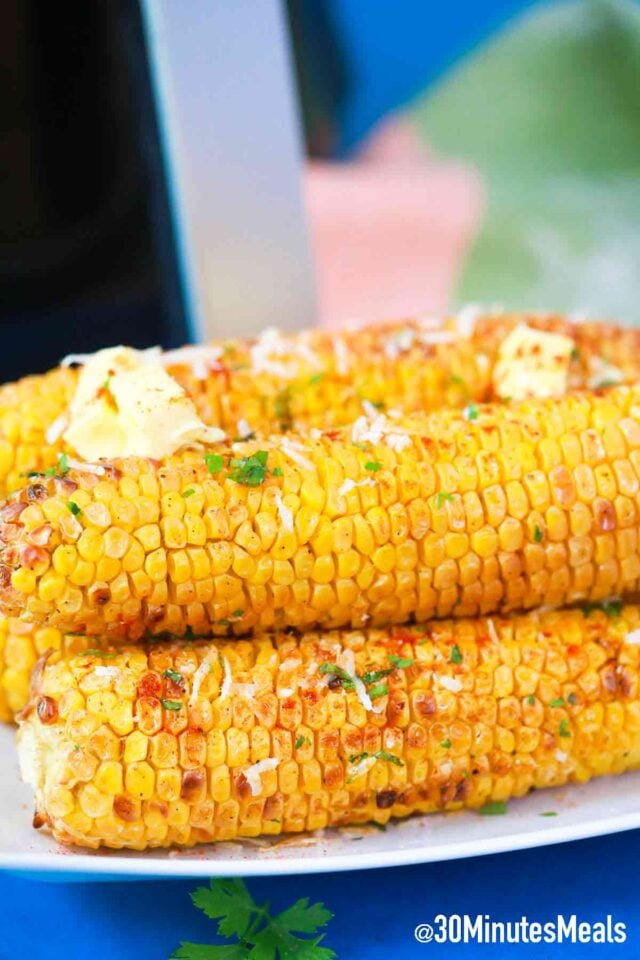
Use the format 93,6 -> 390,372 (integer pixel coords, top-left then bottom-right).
18,605 -> 640,850
0,618 -> 90,722
3,384 -> 640,638
0,311 -> 638,498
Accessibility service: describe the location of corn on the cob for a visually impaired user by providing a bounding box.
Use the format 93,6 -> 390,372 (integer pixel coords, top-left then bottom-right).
18,605 -> 640,850
0,618 -> 89,722
3,384 -> 640,638
0,311 -> 638,498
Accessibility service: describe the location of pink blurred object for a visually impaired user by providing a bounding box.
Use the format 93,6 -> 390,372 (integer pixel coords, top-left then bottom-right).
304,119 -> 483,329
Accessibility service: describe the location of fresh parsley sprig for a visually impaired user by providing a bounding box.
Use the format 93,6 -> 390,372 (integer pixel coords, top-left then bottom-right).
170,878 -> 336,959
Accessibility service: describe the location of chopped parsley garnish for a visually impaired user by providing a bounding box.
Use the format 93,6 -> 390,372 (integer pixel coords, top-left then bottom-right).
365,461 -> 382,473
163,669 -> 184,685
440,739 -> 452,749
275,388 -> 293,431
217,619 -> 231,627
435,491 -> 454,509
570,346 -> 580,361
361,668 -> 393,685
463,403 -> 479,421
583,598 -> 622,618
568,692 -> 578,705
228,450 -> 270,486
272,466 -> 283,477
182,488 -> 195,498
549,697 -> 565,708
161,699 -> 183,711
368,682 -> 389,700
170,878 -> 335,960
232,609 -> 244,618
309,373 -> 325,385
66,501 -> 81,516
449,374 -> 466,387
348,750 -> 403,767
388,654 -> 413,669
318,663 -> 355,691
82,649 -> 118,659
295,735 -> 308,749
450,644 -> 462,664
559,718 -> 571,738
364,399 -> 385,411
478,801 -> 508,816
57,453 -> 70,475
533,525 -> 544,543
526,695 -> 536,706
233,431 -> 257,443
541,811 -> 558,817
204,453 -> 224,475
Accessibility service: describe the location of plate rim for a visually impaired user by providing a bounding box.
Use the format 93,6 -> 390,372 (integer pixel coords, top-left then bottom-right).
5,808 -> 640,879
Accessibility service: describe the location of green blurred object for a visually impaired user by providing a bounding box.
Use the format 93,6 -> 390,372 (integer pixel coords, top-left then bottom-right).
411,0 -> 640,322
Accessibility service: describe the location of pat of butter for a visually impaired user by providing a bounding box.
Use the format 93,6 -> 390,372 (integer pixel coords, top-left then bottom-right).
63,346 -> 225,460
492,325 -> 575,401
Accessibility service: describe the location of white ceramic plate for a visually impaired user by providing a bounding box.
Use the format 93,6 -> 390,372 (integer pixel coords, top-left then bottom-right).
2,723 -> 639,880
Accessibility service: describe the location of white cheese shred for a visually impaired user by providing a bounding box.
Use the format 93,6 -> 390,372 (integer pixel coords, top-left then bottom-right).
244,758 -> 280,796
274,490 -> 294,532
189,653 -> 215,707
45,414 -> 68,445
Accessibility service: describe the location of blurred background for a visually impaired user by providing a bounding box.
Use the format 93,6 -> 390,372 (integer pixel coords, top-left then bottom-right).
2,0 -> 639,379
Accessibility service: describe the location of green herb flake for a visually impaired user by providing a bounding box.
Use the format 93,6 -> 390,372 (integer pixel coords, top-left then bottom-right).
82,649 -> 118,659
559,718 -> 571,738
181,488 -> 195,498
66,501 -> 82,517
272,466 -> 283,477
348,750 -> 403,767
533,525 -> 544,543
368,682 -> 389,700
57,453 -> 70,475
568,692 -> 578,705
161,699 -> 183,711
450,644 -> 463,665
365,461 -> 382,473
228,450 -> 269,486
463,403 -> 479,421
361,668 -> 393,685
388,654 -> 413,669
309,373 -> 325,385
204,453 -> 224,475
526,695 -> 536,706
295,736 -> 307,750
435,491 -> 454,509
232,609 -> 244,618
163,669 -> 184,685
478,801 -> 508,816
318,662 -> 355,691
549,697 -> 565,708
440,739 -> 452,749
541,811 -> 558,817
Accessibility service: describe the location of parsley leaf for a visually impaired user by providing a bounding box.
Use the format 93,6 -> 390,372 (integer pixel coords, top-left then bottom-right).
450,644 -> 462,664
388,654 -> 413,669
228,450 -> 269,486
478,801 -> 508,816
440,739 -> 452,749
368,682 -> 388,700
205,453 -> 224,476
182,488 -> 195,498
435,491 -> 454,509
463,403 -> 479,421
318,663 -> 355,690
171,878 -> 336,960
57,453 -> 70,475
272,466 -> 284,477
526,695 -> 536,706
533,525 -> 544,543
295,735 -> 307,750
364,461 -> 382,472
163,669 -> 184,685
360,668 -> 393,685
559,718 -> 571,738
66,501 -> 81,516
161,699 -> 182,711
549,697 -> 565,708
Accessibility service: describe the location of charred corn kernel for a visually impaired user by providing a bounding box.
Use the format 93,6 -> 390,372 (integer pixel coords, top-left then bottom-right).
9,384 -> 640,636
18,605 -> 640,850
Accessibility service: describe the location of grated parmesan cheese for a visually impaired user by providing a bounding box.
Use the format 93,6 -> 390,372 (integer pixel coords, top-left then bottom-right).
280,438 -> 314,472
625,629 -> 640,646
385,432 -> 411,452
347,756 -> 376,780
65,458 -> 106,476
438,675 -> 462,693
219,656 -> 232,702
274,490 -> 294,532
333,337 -> 349,376
159,345 -> 223,380
555,751 -> 568,763
236,418 -> 252,439
244,758 -> 280,796
384,327 -> 415,360
337,477 -> 375,497
45,414 -> 68,445
486,618 -> 499,644
189,653 -> 215,706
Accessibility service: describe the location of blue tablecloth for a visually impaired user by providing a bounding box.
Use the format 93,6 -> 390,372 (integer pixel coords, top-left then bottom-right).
1,829 -> 638,958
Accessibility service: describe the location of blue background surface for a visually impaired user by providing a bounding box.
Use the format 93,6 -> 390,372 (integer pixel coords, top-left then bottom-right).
1,830 -> 639,957
7,1 -> 636,956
